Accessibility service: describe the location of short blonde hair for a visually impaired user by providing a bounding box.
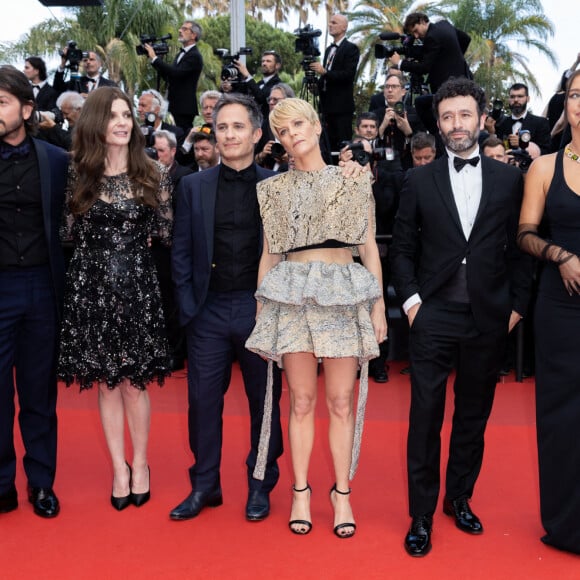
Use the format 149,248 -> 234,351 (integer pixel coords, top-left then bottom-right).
269,98 -> 319,140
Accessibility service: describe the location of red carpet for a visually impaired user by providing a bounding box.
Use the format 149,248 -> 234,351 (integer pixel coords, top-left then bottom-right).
4,361 -> 578,579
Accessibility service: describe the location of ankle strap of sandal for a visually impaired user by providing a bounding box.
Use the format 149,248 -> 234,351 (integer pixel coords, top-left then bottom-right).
332,484 -> 351,495
293,483 -> 311,493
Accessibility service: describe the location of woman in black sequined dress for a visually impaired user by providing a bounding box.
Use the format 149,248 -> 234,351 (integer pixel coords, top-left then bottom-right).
58,87 -> 172,510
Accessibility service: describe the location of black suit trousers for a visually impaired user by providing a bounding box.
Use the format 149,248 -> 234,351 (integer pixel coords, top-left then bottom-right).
407,300 -> 506,517
0,267 -> 58,493
184,290 -> 283,493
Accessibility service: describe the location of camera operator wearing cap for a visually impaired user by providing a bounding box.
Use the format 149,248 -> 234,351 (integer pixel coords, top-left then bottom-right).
145,21 -> 203,134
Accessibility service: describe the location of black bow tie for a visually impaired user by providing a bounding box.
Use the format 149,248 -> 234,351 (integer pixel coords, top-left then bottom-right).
453,155 -> 480,172
87,78 -> 97,84
330,43 -> 338,48
221,164 -> 256,183
0,141 -> 31,161
32,84 -> 40,89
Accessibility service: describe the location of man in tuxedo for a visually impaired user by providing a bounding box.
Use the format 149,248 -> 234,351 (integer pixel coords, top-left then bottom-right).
490,83 -> 551,155
54,50 -> 116,96
137,89 -> 184,146
0,66 -> 69,518
23,57 -> 57,112
390,12 -> 472,136
231,50 -> 282,119
146,21 -> 204,133
170,93 -> 283,522
391,77 -> 531,557
310,13 -> 360,154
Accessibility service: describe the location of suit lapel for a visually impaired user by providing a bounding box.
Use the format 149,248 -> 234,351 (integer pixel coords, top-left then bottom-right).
432,157 -> 465,238
471,156 -> 494,231
33,139 -> 53,246
200,166 -> 219,264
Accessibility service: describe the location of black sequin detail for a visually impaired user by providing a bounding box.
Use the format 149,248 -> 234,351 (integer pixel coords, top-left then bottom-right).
58,169 -> 172,390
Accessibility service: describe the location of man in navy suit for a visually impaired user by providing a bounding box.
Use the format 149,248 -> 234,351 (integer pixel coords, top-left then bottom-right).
391,78 -> 531,556
0,66 -> 69,518
170,93 -> 283,522
310,13 -> 360,154
146,21 -> 204,134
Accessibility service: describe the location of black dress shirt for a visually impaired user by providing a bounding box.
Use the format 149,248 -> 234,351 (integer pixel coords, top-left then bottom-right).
209,164 -> 261,291
0,139 -> 48,269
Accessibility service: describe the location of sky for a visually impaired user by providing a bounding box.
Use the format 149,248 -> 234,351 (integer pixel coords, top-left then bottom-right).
0,0 -> 574,113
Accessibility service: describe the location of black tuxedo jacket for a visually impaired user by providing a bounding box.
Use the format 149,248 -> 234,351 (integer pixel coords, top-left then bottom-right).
152,46 -> 203,118
172,163 -> 275,326
496,112 -> 551,155
246,73 -> 281,118
53,71 -> 116,95
31,138 -> 69,313
391,155 -> 531,332
318,39 -> 359,115
400,20 -> 471,93
35,84 -> 58,111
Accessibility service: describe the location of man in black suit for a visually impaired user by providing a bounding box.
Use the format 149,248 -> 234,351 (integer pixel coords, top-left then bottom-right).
54,50 -> 116,96
390,12 -> 472,136
391,78 -> 531,557
490,83 -> 551,155
310,13 -> 360,154
0,66 -> 69,518
170,93 -> 283,522
146,21 -> 204,134
137,89 -> 184,146
230,50 -> 282,119
23,57 -> 57,112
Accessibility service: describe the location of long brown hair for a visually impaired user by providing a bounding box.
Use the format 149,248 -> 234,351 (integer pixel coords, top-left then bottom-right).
70,87 -> 160,215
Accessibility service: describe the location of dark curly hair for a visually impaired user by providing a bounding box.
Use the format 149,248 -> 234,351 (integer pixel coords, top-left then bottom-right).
432,77 -> 487,119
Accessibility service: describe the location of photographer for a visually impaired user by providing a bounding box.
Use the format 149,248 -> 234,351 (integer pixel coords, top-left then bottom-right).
389,12 -> 472,135
23,56 -> 57,111
144,21 -> 203,133
226,50 -> 282,118
310,14 -> 360,154
54,48 -> 116,96
137,89 -> 184,145
490,83 -> 551,155
36,91 -> 84,151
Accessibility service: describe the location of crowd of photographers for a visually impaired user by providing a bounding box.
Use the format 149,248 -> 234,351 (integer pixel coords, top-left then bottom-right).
21,12 -> 578,381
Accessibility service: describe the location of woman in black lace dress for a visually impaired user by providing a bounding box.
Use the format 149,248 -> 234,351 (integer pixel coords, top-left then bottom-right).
58,87 -> 172,510
518,70 -> 580,554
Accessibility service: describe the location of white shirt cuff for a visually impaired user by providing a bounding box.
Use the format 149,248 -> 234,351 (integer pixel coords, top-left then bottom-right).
402,294 -> 422,315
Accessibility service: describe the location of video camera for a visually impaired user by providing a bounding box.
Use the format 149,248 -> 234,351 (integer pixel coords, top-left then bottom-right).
341,140 -> 394,166
488,98 -> 505,122
59,41 -> 89,73
214,47 -> 253,84
374,31 -> 423,61
508,129 -> 533,173
136,33 -> 172,57
294,24 -> 322,87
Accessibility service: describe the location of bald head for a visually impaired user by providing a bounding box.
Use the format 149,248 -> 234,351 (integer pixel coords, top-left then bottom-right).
329,14 -> 348,41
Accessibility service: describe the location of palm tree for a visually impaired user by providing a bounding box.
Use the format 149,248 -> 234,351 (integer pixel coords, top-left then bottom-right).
432,0 -> 556,98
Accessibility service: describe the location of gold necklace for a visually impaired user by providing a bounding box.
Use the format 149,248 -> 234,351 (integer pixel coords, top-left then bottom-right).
564,144 -> 580,163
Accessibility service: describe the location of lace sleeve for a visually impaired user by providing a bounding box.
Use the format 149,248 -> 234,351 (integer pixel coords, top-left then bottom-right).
517,223 -> 575,265
60,165 -> 77,242
154,163 -> 173,247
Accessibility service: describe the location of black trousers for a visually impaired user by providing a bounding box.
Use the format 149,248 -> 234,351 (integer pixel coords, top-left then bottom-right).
184,290 -> 283,493
407,300 -> 506,517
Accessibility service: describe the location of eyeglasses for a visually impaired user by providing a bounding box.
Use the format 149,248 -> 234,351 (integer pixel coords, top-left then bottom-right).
179,26 -> 193,32
385,84 -> 402,90
268,97 -> 282,103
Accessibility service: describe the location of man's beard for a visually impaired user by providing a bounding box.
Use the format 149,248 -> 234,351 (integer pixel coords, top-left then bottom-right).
440,127 -> 479,153
509,102 -> 526,117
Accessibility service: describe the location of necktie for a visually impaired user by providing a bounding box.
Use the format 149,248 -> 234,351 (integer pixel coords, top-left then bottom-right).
453,155 -> 480,172
87,78 -> 97,92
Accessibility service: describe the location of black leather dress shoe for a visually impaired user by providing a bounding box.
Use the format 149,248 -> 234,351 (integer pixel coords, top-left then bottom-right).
246,490 -> 270,521
27,487 -> 60,518
169,488 -> 223,521
404,515 -> 433,557
0,487 -> 18,513
443,497 -> 483,534
372,365 -> 389,383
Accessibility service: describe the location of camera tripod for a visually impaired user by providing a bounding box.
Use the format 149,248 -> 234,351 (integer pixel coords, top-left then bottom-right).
299,73 -> 319,110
